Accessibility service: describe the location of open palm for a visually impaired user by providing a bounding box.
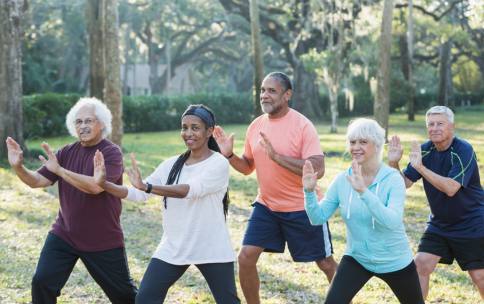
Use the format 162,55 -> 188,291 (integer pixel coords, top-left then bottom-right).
5,137 -> 23,168
127,153 -> 145,190
388,135 -> 403,163
302,160 -> 318,191
93,150 -> 106,186
213,126 -> 234,157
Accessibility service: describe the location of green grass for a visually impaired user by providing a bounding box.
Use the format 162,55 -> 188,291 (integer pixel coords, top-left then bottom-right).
1,108 -> 483,303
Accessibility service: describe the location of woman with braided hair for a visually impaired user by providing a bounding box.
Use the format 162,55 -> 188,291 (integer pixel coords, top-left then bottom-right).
93,104 -> 240,304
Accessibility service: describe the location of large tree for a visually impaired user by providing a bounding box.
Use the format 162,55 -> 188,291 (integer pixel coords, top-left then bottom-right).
219,0 -> 352,117
249,0 -> 263,116
104,0 -> 122,145
86,0 -> 123,145
86,0 -> 105,99
374,0 -> 394,140
0,0 -> 26,159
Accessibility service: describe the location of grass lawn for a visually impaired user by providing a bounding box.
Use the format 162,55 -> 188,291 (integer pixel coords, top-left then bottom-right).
1,107 -> 483,303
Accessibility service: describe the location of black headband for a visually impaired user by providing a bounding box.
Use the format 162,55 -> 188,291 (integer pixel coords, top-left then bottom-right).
182,107 -> 215,128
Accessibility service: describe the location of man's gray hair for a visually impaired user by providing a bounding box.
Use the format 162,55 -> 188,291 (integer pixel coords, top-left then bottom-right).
346,118 -> 385,161
425,105 -> 454,123
66,97 -> 112,139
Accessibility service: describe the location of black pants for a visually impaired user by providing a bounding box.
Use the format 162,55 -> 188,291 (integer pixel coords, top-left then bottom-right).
325,255 -> 424,304
136,258 -> 240,304
32,233 -> 137,304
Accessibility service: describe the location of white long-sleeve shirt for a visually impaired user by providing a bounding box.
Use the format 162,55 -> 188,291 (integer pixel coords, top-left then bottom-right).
126,152 -> 236,265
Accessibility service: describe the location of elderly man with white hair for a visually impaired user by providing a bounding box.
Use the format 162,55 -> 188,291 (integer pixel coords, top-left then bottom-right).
5,97 -> 137,304
388,105 -> 484,300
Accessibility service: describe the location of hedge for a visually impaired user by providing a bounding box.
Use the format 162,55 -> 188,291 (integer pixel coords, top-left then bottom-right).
22,93 -> 253,139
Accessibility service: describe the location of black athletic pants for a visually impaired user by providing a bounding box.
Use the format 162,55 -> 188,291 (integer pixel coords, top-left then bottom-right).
136,258 -> 240,304
325,255 -> 424,304
31,233 -> 137,304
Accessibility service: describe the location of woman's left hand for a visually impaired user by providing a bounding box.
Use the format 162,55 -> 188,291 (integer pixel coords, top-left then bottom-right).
347,160 -> 367,193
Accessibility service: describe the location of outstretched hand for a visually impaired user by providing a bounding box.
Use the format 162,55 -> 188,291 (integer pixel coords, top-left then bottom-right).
39,142 -> 61,174
347,160 -> 366,193
388,135 -> 403,163
213,126 -> 235,157
93,150 -> 106,186
5,137 -> 24,168
127,153 -> 145,190
302,160 -> 318,192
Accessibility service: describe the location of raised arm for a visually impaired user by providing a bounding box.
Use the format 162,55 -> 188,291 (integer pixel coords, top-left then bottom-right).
347,161 -> 405,230
303,161 -> 339,225
93,150 -> 128,198
213,125 -> 255,175
388,135 -> 414,188
6,137 -> 52,188
259,132 -> 324,178
40,142 -> 104,194
408,141 -> 460,197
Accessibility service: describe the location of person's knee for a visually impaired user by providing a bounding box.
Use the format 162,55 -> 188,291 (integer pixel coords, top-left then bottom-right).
316,256 -> 337,271
414,255 -> 436,277
469,269 -> 484,287
238,248 -> 259,269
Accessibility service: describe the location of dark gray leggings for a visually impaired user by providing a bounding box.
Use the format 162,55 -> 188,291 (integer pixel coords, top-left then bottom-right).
325,255 -> 424,304
135,258 -> 240,304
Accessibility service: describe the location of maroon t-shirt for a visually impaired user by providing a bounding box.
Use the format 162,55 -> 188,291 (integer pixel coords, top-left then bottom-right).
38,139 -> 124,252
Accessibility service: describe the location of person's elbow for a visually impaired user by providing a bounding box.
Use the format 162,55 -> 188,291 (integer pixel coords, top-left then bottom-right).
445,183 -> 461,197
316,168 -> 325,179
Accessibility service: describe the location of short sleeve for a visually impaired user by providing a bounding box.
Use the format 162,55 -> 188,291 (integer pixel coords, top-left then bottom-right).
185,156 -> 229,199
403,162 -> 421,182
101,145 -> 124,183
448,143 -> 477,187
301,122 -> 322,159
243,123 -> 255,160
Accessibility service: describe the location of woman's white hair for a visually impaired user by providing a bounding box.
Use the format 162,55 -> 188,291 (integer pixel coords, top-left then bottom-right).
425,105 -> 454,124
346,118 -> 385,161
66,97 -> 112,138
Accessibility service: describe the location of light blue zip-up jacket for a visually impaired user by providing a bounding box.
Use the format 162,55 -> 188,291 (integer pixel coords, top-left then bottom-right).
304,164 -> 413,273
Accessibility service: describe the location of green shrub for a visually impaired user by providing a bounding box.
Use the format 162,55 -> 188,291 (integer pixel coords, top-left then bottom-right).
23,93 -> 81,139
23,92 -> 253,138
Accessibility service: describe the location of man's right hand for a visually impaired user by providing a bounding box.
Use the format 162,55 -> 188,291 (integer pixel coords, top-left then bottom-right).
213,126 -> 235,158
6,137 -> 24,168
388,135 -> 403,164
93,150 -> 106,186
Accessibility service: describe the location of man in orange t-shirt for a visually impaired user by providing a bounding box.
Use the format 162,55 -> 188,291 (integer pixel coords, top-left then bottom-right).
214,72 -> 337,304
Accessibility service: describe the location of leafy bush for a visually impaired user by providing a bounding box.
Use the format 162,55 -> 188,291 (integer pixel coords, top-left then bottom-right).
23,93 -> 253,138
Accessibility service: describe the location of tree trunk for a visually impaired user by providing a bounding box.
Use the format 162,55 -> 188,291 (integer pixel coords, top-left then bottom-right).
437,40 -> 454,108
374,0 -> 394,141
103,0 -> 123,146
249,0 -> 263,117
0,0 -> 24,159
406,0 -> 415,121
293,62 -> 320,117
328,85 -> 338,133
86,0 -> 105,99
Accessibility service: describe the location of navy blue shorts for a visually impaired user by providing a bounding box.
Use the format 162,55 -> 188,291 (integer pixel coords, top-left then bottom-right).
418,231 -> 484,271
242,202 -> 333,262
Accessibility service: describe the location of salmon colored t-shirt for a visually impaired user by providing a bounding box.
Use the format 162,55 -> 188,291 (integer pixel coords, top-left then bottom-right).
244,109 -> 323,212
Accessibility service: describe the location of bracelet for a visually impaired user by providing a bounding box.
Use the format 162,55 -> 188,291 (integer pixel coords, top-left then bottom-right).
226,153 -> 234,159
145,182 -> 153,194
